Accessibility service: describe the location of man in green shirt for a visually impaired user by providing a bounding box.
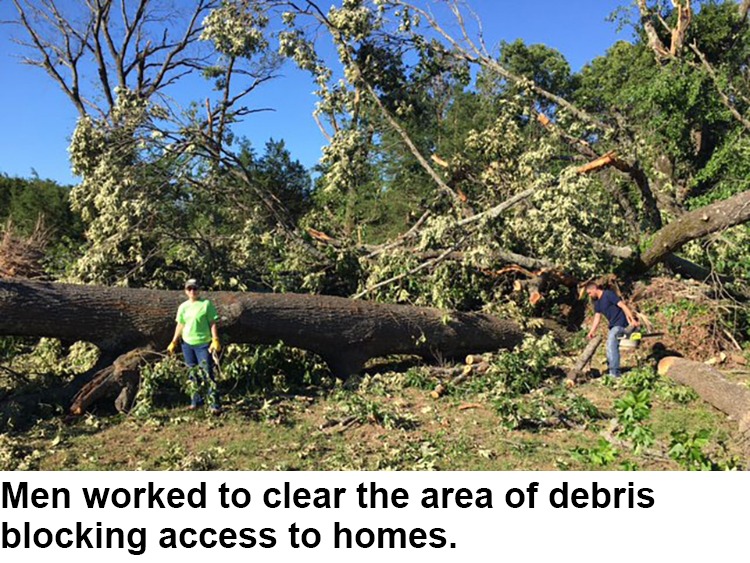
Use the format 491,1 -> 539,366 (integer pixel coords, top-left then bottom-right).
168,279 -> 222,413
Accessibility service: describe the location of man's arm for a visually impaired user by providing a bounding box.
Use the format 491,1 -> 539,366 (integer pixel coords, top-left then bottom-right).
617,301 -> 639,326
172,323 -> 184,342
168,322 -> 184,353
587,313 -> 602,339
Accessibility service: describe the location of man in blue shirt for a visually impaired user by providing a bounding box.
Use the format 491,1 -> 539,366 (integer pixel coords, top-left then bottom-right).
585,282 -> 639,377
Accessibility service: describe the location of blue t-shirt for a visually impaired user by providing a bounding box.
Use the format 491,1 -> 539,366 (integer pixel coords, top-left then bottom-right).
594,289 -> 627,328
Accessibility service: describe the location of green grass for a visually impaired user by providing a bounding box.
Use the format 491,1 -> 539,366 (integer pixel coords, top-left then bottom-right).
1,340 -> 745,471
0,367 -> 743,471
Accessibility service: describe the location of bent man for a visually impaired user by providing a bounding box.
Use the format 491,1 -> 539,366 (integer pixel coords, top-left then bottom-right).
585,282 -> 639,377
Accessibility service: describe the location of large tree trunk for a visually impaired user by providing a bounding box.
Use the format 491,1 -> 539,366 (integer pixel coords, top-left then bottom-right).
0,278 -> 526,412
658,356 -> 750,435
637,189 -> 750,271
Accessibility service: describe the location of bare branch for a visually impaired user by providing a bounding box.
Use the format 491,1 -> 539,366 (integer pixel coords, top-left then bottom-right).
637,0 -> 672,61
689,42 -> 750,132
143,0 -> 213,99
638,188 -> 750,271
395,0 -> 613,133
90,0 -> 116,109
11,0 -> 87,114
455,181 -> 553,229
361,77 -> 468,211
740,0 -> 750,21
353,237 -> 467,300
669,1 -> 692,56
10,0 -> 218,117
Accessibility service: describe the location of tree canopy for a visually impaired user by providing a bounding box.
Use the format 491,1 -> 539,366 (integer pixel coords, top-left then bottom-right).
4,0 -> 750,299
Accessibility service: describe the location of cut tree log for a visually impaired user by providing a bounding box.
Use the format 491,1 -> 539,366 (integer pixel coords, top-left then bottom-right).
566,335 -> 602,384
0,278 -> 527,413
658,356 -> 750,435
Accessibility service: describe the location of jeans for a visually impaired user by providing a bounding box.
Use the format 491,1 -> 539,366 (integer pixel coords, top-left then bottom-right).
181,342 -> 218,408
606,325 -> 627,377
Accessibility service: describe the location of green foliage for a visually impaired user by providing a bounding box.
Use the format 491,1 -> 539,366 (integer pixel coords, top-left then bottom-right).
0,174 -> 81,238
0,174 -> 84,276
220,342 -> 331,393
132,342 -> 331,417
131,356 -> 191,416
483,334 -> 560,397
148,441 -> 228,471
686,1 -> 750,66
619,366 -> 661,393
201,0 -> 269,58
68,93 -> 316,289
2,338 -> 98,381
668,429 -> 740,471
498,39 -> 577,110
492,390 -> 601,431
0,337 -> 34,364
401,367 -> 435,390
0,434 -> 45,470
571,438 -> 618,467
361,249 -> 492,309
614,390 -> 655,453
331,389 -> 417,430
619,365 -> 698,404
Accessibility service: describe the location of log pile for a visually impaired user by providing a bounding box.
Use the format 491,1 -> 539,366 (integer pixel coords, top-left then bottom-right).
431,354 -> 491,398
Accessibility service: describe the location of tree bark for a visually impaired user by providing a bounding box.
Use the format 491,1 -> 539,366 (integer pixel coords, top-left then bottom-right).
637,189 -> 750,271
566,335 -> 602,383
0,278 -> 525,382
70,347 -> 159,415
658,356 -> 750,434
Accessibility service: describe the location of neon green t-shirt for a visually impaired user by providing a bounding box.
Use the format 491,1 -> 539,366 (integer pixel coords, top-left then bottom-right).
176,299 -> 219,345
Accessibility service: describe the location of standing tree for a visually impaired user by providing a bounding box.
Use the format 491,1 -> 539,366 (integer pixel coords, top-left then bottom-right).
9,0 -> 316,289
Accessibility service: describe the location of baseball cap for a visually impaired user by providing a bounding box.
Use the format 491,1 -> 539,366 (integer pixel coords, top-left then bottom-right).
184,278 -> 199,289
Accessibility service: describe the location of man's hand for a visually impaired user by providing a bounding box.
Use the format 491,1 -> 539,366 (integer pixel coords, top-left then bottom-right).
587,331 -> 596,340
209,338 -> 221,354
167,340 -> 179,354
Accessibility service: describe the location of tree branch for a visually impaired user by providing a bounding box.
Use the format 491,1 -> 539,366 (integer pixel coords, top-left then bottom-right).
637,189 -> 750,271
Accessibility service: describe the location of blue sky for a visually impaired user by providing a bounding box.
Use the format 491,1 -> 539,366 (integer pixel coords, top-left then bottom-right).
0,1 -> 633,186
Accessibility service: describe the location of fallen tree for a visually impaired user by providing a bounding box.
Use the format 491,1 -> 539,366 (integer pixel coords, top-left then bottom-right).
0,277 -> 527,414
658,356 -> 750,438
636,189 -> 750,273
566,335 -> 602,384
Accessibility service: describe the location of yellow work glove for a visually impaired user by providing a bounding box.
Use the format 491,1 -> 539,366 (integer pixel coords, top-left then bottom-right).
209,338 -> 221,354
167,340 -> 179,354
